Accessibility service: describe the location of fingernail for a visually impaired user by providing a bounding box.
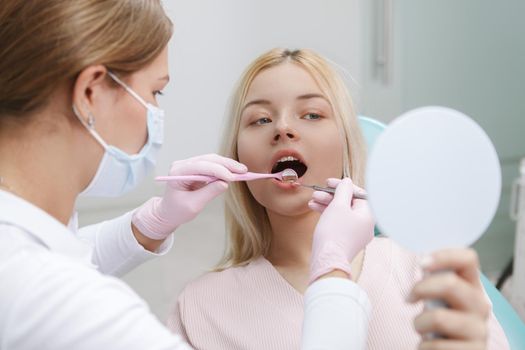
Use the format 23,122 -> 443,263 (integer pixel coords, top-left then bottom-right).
419,254 -> 434,269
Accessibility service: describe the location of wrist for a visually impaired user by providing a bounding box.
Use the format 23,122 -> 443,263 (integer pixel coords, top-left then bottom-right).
317,269 -> 352,282
132,197 -> 177,240
309,241 -> 353,284
131,221 -> 166,252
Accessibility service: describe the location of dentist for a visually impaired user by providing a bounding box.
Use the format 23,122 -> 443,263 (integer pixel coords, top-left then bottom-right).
0,1 -> 372,349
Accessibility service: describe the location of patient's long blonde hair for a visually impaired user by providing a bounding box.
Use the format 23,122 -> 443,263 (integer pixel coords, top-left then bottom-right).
217,48 -> 366,270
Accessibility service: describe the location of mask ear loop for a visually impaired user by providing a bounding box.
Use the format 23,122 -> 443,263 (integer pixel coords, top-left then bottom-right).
106,70 -> 162,148
107,71 -> 149,110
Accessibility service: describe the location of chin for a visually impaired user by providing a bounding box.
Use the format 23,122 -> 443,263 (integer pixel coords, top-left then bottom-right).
261,192 -> 313,217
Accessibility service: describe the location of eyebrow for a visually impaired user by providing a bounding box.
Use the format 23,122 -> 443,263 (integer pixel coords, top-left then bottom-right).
242,99 -> 271,112
242,93 -> 328,112
296,93 -> 328,102
159,75 -> 170,82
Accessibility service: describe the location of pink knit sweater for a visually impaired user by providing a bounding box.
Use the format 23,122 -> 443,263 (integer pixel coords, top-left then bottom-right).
167,237 -> 509,349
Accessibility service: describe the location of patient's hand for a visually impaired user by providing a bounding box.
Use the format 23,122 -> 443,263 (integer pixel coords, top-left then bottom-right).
408,248 -> 489,350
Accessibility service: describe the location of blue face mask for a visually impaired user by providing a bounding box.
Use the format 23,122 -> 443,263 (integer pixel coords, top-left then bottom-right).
74,71 -> 164,197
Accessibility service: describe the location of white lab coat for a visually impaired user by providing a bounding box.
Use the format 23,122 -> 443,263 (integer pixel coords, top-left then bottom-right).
0,189 -> 370,350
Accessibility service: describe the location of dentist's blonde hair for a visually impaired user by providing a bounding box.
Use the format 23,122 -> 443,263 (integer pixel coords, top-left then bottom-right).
217,48 -> 367,269
0,0 -> 172,118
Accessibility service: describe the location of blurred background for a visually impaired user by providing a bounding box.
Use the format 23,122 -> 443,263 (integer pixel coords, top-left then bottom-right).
76,0 -> 525,322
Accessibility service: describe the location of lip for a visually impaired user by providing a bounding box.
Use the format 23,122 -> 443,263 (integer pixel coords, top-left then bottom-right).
269,148 -> 308,175
271,178 -> 300,190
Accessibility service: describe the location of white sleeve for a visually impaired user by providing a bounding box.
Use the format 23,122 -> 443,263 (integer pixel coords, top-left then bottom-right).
78,211 -> 174,276
2,253 -> 191,350
301,277 -> 371,350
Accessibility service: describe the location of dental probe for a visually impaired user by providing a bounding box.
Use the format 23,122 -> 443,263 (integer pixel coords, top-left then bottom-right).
280,169 -> 368,200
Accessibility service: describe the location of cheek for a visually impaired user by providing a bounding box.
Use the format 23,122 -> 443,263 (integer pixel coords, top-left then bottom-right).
116,104 -> 148,154
237,131 -> 267,202
236,130 -> 267,171
322,132 -> 345,168
305,124 -> 345,179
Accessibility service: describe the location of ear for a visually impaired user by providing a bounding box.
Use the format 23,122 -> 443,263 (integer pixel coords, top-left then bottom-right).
71,65 -> 110,122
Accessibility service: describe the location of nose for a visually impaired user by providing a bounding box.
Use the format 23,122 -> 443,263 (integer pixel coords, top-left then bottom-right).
272,117 -> 299,143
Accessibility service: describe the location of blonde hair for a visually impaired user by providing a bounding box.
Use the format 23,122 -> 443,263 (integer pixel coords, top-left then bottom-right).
217,48 -> 367,269
0,0 -> 172,118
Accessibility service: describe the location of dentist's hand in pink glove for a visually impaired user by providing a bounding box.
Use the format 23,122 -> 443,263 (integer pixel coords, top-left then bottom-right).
132,154 -> 247,241
308,177 -> 374,284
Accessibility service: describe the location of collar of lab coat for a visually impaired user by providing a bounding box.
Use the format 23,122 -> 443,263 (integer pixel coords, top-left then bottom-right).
0,189 -> 94,265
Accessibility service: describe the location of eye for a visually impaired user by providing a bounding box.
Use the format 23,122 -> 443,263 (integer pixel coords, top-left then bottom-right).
253,117 -> 272,125
302,113 -> 322,120
153,90 -> 164,97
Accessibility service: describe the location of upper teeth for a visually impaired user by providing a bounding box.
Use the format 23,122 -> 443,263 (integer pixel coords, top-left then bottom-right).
277,156 -> 299,163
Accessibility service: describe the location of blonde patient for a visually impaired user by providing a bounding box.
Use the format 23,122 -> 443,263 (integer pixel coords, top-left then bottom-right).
167,48 -> 509,349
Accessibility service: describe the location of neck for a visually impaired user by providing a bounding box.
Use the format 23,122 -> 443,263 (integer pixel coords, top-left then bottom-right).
265,208 -> 320,268
265,205 -> 367,292
0,113 -> 90,225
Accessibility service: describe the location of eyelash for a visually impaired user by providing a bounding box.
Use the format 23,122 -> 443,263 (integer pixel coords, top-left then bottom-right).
251,113 -> 323,126
302,113 -> 323,120
153,90 -> 164,97
253,117 -> 272,125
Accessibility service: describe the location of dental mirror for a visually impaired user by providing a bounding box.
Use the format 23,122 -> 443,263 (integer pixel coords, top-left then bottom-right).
281,168 -> 299,183
366,106 -> 501,254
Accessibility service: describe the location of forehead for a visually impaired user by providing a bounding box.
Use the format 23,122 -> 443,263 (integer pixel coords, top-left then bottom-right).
135,47 -> 169,77
147,46 -> 169,73
245,62 -> 325,101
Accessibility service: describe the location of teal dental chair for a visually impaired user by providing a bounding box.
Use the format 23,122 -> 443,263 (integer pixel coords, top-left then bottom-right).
358,115 -> 525,349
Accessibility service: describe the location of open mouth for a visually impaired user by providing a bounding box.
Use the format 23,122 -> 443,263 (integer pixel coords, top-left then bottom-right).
271,156 -> 308,178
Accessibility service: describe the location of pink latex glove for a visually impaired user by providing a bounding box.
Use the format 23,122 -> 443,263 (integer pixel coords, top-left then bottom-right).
308,177 -> 374,284
132,154 -> 247,240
